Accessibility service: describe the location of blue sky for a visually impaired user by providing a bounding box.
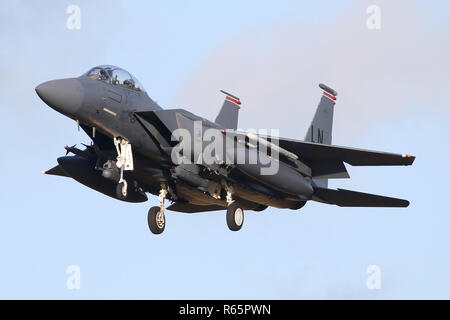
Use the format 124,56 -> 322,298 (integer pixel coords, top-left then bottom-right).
1,0 -> 449,299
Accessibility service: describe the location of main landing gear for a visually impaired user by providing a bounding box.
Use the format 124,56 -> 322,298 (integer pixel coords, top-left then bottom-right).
145,184 -> 245,234
224,185 -> 244,232
227,202 -> 244,231
148,185 -> 167,234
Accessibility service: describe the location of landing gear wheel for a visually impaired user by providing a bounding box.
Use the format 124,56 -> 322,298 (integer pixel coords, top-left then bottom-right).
116,181 -> 127,200
226,203 -> 244,231
148,206 -> 165,234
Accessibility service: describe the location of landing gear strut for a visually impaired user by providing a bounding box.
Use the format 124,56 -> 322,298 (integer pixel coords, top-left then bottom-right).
148,185 -> 167,234
116,180 -> 128,200
114,137 -> 133,200
224,184 -> 244,231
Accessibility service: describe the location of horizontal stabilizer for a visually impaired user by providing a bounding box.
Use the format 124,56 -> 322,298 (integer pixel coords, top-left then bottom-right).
42,165 -> 69,177
313,187 -> 409,207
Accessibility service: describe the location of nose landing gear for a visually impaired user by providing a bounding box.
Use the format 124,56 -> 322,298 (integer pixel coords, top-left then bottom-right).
113,137 -> 133,200
116,180 -> 128,200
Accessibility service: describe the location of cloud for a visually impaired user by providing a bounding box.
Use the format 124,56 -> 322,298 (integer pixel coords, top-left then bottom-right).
173,1 -> 450,144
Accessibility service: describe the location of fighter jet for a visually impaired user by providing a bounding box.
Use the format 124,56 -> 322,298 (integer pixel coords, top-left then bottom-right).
36,65 -> 415,234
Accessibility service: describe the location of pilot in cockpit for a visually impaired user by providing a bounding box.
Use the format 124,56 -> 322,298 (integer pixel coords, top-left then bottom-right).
85,65 -> 146,93
99,69 -> 109,81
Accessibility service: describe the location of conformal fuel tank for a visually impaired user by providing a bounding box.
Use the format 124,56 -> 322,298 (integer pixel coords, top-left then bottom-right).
228,146 -> 313,197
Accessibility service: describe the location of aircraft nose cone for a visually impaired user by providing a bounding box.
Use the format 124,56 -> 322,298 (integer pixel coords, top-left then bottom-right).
35,78 -> 84,117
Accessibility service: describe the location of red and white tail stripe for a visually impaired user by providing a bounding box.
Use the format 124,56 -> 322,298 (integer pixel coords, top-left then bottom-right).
225,96 -> 241,105
319,83 -> 337,101
323,91 -> 336,101
220,90 -> 241,106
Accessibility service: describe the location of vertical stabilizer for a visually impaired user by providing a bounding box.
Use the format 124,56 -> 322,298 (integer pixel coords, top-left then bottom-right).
215,90 -> 241,129
305,83 -> 338,187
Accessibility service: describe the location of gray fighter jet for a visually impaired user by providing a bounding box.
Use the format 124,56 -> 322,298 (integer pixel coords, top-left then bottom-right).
36,65 -> 415,234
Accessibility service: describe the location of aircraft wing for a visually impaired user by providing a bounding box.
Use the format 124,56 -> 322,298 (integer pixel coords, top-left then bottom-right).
278,138 -> 415,166
133,110 -> 415,168
224,130 -> 415,167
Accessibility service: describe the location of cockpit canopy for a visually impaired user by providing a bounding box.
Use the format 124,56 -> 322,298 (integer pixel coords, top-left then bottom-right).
84,65 -> 146,93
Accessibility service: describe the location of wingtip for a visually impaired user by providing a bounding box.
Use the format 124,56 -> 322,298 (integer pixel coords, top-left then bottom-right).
401,199 -> 410,208
402,154 -> 416,165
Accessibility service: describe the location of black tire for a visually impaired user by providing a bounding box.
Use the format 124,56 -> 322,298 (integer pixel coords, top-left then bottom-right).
148,206 -> 165,234
226,203 -> 244,231
116,181 -> 127,200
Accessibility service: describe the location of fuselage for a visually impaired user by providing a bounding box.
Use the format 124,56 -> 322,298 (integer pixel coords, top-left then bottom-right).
35,65 -> 414,234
